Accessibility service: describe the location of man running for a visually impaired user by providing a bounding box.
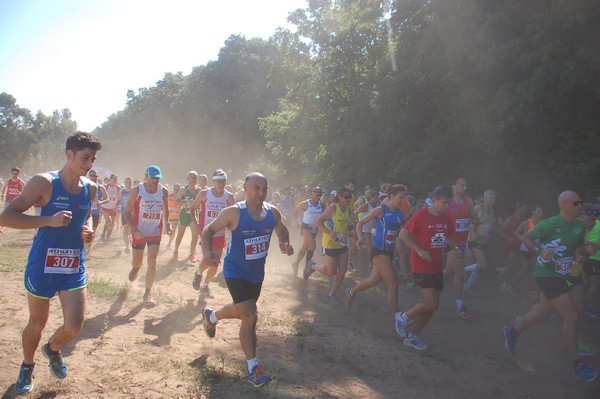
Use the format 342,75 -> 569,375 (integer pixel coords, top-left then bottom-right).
1,166 -> 26,209
124,165 -> 172,306
0,132 -> 101,395
396,186 -> 457,351
291,187 -> 325,277
191,169 -> 235,297
172,171 -> 200,262
502,191 -> 599,382
200,172 -> 293,387
119,177 -> 133,253
100,174 -> 121,241
443,177 -> 476,319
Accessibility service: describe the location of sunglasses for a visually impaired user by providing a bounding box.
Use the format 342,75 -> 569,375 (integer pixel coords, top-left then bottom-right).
573,201 -> 583,206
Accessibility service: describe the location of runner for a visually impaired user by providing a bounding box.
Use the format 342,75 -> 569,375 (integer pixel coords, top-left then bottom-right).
291,187 -> 325,277
502,191 -> 599,382
124,165 -> 171,307
512,204 -> 544,295
352,190 -> 381,269
1,166 -> 26,210
303,187 -> 353,305
396,186 -> 457,351
343,179 -> 358,273
200,172 -> 293,388
0,132 -> 101,395
166,183 -> 181,249
497,202 -> 530,294
172,171 -> 200,262
100,174 -> 121,241
442,177 -> 476,319
347,185 -> 372,272
583,207 -> 600,320
346,185 -> 406,322
191,169 -> 235,297
464,189 -> 498,291
119,177 -> 133,253
86,170 -> 107,256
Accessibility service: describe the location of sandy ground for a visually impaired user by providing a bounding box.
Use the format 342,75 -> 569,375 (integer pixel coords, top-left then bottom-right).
0,226 -> 598,399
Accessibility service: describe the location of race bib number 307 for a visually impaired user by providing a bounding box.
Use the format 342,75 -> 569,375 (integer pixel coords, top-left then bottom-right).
244,235 -> 270,260
45,248 -> 80,274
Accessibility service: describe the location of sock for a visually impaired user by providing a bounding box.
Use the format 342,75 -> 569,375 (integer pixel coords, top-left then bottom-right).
209,311 -> 219,324
21,362 -> 35,368
247,357 -> 259,373
456,299 -> 464,309
306,250 -> 314,263
464,263 -> 477,272
465,270 -> 479,288
400,312 -> 409,321
348,287 -> 354,297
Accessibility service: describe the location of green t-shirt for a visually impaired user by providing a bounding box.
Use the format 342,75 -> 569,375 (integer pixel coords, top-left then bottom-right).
585,219 -> 600,261
528,215 -> 585,278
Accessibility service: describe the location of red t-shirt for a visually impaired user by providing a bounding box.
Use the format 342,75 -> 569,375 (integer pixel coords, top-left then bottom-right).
402,208 -> 454,274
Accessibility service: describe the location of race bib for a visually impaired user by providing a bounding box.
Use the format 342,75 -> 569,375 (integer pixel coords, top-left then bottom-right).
334,233 -> 348,246
142,212 -> 161,220
45,248 -> 80,274
385,229 -> 399,245
479,224 -> 491,237
456,218 -> 470,232
207,210 -> 219,218
555,257 -> 573,275
244,235 -> 270,260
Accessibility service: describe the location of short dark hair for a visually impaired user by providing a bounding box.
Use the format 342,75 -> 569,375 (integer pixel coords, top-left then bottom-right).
11,167 -> 20,173
389,184 -> 407,197
432,185 -> 452,200
66,132 -> 102,153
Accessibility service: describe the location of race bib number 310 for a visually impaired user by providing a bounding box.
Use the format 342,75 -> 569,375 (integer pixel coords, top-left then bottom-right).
244,235 -> 270,260
45,248 -> 81,274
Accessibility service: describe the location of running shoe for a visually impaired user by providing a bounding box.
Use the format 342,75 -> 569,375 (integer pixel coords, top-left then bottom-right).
325,293 -> 341,305
248,365 -> 271,387
303,260 -> 315,280
579,343 -> 598,357
14,363 -> 34,395
394,312 -> 411,338
455,305 -> 474,320
502,325 -> 518,355
200,285 -> 214,299
575,362 -> 599,382
143,293 -> 156,308
192,271 -> 202,291
345,288 -> 354,308
42,342 -> 67,379
203,308 -> 217,338
404,332 -> 428,351
347,262 -> 357,273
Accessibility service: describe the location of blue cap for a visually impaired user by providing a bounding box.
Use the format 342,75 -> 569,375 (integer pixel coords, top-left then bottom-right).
146,165 -> 162,178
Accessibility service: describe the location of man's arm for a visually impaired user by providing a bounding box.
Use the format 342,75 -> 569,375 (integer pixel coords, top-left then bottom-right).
271,206 -> 294,255
162,186 -> 172,235
0,174 -> 70,229
174,186 -> 187,206
98,185 -> 109,205
124,186 -> 139,232
399,228 -> 431,262
191,190 -> 207,226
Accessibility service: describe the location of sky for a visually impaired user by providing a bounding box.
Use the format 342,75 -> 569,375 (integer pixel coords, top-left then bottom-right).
0,0 -> 307,131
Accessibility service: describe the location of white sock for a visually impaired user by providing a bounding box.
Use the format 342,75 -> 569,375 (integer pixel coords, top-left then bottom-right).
465,271 -> 479,288
456,299 -> 464,309
247,357 -> 259,373
464,263 -> 477,272
209,311 -> 219,324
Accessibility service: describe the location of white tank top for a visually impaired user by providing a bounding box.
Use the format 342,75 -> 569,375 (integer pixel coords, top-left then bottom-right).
102,184 -> 119,210
302,199 -> 323,228
203,188 -> 230,237
134,183 -> 164,238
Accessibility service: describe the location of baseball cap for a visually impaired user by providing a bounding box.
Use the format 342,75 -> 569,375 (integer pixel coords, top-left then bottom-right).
146,165 -> 163,178
330,190 -> 337,196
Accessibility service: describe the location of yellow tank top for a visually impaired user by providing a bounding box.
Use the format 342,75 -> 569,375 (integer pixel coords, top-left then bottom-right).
322,203 -> 350,249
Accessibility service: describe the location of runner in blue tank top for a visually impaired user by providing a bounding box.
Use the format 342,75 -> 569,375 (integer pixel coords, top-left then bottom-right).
0,132 -> 101,395
347,185 -> 407,327
199,172 -> 293,388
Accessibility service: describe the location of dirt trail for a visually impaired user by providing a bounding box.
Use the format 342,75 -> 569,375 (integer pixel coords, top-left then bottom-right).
0,228 -> 598,398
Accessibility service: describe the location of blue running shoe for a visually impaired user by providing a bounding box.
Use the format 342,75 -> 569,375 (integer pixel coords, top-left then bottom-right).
203,308 -> 217,338
394,312 -> 411,338
575,362 -> 599,382
248,365 -> 271,387
42,343 -> 67,379
14,363 -> 34,395
404,332 -> 428,351
502,325 -> 518,355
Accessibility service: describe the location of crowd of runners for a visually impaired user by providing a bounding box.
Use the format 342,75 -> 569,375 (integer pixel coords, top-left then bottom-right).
0,131 -> 599,394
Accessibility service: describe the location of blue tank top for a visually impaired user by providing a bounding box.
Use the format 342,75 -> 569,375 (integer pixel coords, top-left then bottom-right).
223,201 -> 276,284
27,172 -> 91,274
121,188 -> 131,212
372,203 -> 403,253
91,184 -> 104,216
